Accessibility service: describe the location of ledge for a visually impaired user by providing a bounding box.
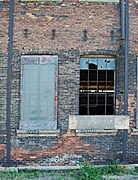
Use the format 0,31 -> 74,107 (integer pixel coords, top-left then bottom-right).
76,129 -> 118,133
17,129 -> 60,136
69,115 -> 130,130
131,129 -> 138,135
76,129 -> 118,136
132,129 -> 138,132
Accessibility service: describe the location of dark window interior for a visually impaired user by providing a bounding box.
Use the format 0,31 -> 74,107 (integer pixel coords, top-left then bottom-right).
79,57 -> 115,115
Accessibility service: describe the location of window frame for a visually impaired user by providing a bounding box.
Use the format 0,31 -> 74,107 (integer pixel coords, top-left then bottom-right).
79,55 -> 116,115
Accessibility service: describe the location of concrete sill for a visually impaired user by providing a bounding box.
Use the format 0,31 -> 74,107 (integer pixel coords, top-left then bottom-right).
76,129 -> 118,136
76,129 -> 118,133
69,115 -> 130,130
131,129 -> 138,135
132,128 -> 138,132
17,129 -> 60,136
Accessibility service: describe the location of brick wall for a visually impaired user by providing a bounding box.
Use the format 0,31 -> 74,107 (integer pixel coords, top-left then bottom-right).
0,1 -> 9,142
12,1 -> 121,134
0,130 -> 138,166
0,0 -> 138,165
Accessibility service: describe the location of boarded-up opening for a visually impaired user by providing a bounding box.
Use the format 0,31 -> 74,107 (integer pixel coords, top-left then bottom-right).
20,55 -> 58,130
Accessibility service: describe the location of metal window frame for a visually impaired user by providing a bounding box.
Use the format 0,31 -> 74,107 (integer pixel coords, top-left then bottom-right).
79,57 -> 115,115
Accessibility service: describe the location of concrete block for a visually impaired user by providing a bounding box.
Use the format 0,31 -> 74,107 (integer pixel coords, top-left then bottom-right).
69,115 -> 130,130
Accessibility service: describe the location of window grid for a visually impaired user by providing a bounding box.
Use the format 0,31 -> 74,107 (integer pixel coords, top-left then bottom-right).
79,57 -> 115,115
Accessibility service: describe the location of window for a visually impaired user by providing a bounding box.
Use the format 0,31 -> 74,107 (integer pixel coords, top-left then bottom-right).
79,57 -> 115,115
20,55 -> 58,130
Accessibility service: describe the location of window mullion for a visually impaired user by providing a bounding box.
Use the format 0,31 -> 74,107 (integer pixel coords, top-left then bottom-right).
105,60 -> 107,115
87,58 -> 90,115
96,58 -> 98,107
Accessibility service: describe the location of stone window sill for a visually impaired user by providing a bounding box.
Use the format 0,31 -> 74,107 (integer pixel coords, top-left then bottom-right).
76,129 -> 118,133
69,115 -> 130,130
17,129 -> 60,136
76,129 -> 118,136
131,129 -> 138,134
132,128 -> 138,132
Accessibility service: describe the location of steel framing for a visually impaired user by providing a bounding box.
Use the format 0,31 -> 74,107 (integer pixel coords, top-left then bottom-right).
6,0 -> 15,166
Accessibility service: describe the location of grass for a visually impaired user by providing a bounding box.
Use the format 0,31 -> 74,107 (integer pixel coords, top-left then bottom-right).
0,170 -> 42,180
0,161 -> 138,180
72,160 -> 138,180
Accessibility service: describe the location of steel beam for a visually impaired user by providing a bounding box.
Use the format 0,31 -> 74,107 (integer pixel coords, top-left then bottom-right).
6,0 -> 15,166
121,0 -> 125,40
122,0 -> 129,164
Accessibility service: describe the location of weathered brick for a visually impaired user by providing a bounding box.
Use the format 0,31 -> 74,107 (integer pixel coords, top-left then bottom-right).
0,0 -> 137,166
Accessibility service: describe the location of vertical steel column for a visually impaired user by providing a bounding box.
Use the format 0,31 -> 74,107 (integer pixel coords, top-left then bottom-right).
124,1 -> 129,115
87,59 -> 90,115
121,0 -> 125,40
122,0 -> 129,164
6,0 -> 15,166
136,58 -> 138,128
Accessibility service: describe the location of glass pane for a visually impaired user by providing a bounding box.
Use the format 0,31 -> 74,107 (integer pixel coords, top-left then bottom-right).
89,70 -> 97,81
107,94 -> 114,104
98,70 -> 106,81
89,58 -> 97,69
106,105 -> 114,115
98,94 -> 105,105
80,70 -> 88,81
79,93 -> 88,104
80,81 -> 88,90
107,58 -> 115,69
89,94 -> 97,104
98,58 -> 107,70
79,106 -> 87,115
107,70 -> 114,81
89,81 -> 97,90
107,82 -> 114,90
80,70 -> 88,90
98,81 -> 106,90
80,58 -> 88,69
89,106 -> 105,115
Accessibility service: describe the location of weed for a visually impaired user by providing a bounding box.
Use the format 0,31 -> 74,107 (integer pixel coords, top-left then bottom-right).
0,161 -> 137,180
0,170 -> 42,180
72,159 -> 128,180
100,160 -> 126,175
73,160 -> 103,180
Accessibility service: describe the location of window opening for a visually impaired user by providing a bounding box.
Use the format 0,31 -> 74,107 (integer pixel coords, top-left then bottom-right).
79,57 -> 115,115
